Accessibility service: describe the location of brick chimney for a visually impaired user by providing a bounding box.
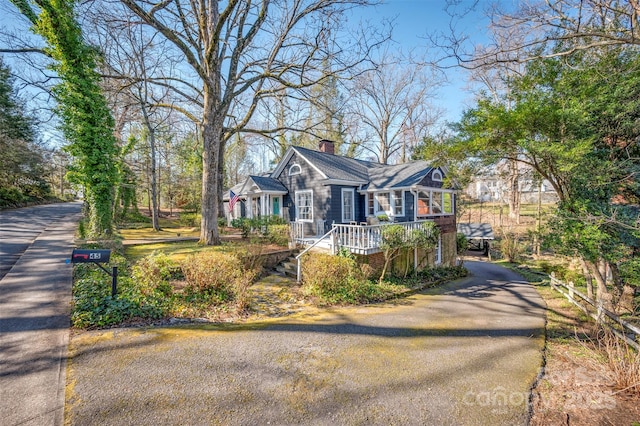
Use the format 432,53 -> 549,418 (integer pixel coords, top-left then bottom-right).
318,139 -> 335,155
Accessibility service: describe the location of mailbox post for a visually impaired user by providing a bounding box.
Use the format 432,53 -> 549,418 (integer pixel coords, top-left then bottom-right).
70,249 -> 118,297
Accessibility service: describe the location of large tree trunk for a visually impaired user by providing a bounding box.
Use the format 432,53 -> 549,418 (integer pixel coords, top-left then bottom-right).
584,258 -> 612,312
200,100 -> 224,245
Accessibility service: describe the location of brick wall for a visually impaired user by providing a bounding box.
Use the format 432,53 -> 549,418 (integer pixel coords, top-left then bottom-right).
434,215 -> 456,233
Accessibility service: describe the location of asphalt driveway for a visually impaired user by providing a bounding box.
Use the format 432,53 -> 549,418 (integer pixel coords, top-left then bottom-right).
67,261 -> 545,425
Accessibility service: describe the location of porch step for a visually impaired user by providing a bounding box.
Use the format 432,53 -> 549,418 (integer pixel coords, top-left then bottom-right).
275,257 -> 298,278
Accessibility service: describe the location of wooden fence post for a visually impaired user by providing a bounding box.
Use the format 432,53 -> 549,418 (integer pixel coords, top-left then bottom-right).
568,281 -> 574,301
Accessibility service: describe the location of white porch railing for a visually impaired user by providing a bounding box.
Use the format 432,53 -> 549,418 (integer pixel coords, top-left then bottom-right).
290,221 -> 305,242
290,220 -> 434,255
292,220 -> 435,283
332,221 -> 433,255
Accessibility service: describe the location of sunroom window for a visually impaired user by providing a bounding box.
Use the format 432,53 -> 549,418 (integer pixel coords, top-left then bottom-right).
417,191 -> 430,216
417,190 -> 454,217
432,191 -> 442,214
443,192 -> 453,214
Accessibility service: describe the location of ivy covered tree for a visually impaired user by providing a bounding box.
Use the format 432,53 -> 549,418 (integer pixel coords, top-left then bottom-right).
11,0 -> 119,236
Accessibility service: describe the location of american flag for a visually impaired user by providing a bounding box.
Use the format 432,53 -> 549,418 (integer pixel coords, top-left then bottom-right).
229,190 -> 240,210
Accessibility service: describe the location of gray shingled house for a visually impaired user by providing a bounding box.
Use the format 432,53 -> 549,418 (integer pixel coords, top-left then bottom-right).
225,140 -> 458,265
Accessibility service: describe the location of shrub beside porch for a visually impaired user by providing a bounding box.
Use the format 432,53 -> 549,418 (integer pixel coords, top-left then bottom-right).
354,230 -> 458,277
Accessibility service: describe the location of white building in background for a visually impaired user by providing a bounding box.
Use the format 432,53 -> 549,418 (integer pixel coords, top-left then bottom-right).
466,163 -> 558,204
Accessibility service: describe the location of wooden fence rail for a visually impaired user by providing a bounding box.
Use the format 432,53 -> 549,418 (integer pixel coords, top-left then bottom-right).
549,274 -> 639,351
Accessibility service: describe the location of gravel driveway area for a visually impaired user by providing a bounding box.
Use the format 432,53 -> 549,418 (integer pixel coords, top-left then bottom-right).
66,261 -> 545,425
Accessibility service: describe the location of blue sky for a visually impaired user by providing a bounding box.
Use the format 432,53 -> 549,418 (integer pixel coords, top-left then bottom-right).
357,0 -> 494,123
0,0 -> 494,136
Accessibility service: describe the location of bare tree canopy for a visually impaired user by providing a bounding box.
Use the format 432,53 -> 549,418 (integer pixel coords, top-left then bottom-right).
116,0 -> 385,244
348,48 -> 444,164
437,0 -> 640,69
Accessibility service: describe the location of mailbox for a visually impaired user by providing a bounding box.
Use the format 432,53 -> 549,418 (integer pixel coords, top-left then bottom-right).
71,249 -> 111,264
69,248 -> 118,297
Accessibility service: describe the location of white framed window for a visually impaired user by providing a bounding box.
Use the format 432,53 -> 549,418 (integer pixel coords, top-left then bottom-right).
370,191 -> 404,217
393,190 -> 404,216
375,192 -> 391,213
295,190 -> 313,222
341,188 -> 355,222
367,193 -> 375,216
288,163 -> 302,176
432,169 -> 443,181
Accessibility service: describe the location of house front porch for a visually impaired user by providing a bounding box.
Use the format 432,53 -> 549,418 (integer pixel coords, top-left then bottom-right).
290,220 -> 436,255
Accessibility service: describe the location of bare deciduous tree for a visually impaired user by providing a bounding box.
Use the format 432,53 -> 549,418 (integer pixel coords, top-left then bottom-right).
438,0 -> 640,69
118,0 -> 385,245
348,49 -> 443,164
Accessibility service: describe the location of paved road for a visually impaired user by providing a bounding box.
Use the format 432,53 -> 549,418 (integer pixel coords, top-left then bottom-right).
0,202 -> 82,426
68,261 -> 545,425
0,203 -> 81,280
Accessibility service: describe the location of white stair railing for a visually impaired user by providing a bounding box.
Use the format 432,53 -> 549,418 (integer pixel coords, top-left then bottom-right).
294,227 -> 337,283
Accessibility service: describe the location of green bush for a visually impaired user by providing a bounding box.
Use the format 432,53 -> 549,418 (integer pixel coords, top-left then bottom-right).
231,215 -> 287,239
231,217 -> 251,237
131,252 -> 177,296
0,187 -> 26,207
456,233 -> 469,254
218,216 -> 228,230
301,253 -> 388,304
498,232 -> 524,262
179,212 -> 201,227
267,224 -> 290,246
71,251 -> 167,328
181,251 -> 257,308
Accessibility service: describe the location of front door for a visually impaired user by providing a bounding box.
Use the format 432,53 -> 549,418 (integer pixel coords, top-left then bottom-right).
272,196 -> 280,216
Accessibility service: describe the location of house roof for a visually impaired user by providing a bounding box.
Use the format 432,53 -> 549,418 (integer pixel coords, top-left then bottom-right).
457,223 -> 495,240
286,146 -> 380,183
223,182 -> 245,201
363,161 -> 434,191
229,144 -> 447,197
247,175 -> 288,193
273,145 -> 444,189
